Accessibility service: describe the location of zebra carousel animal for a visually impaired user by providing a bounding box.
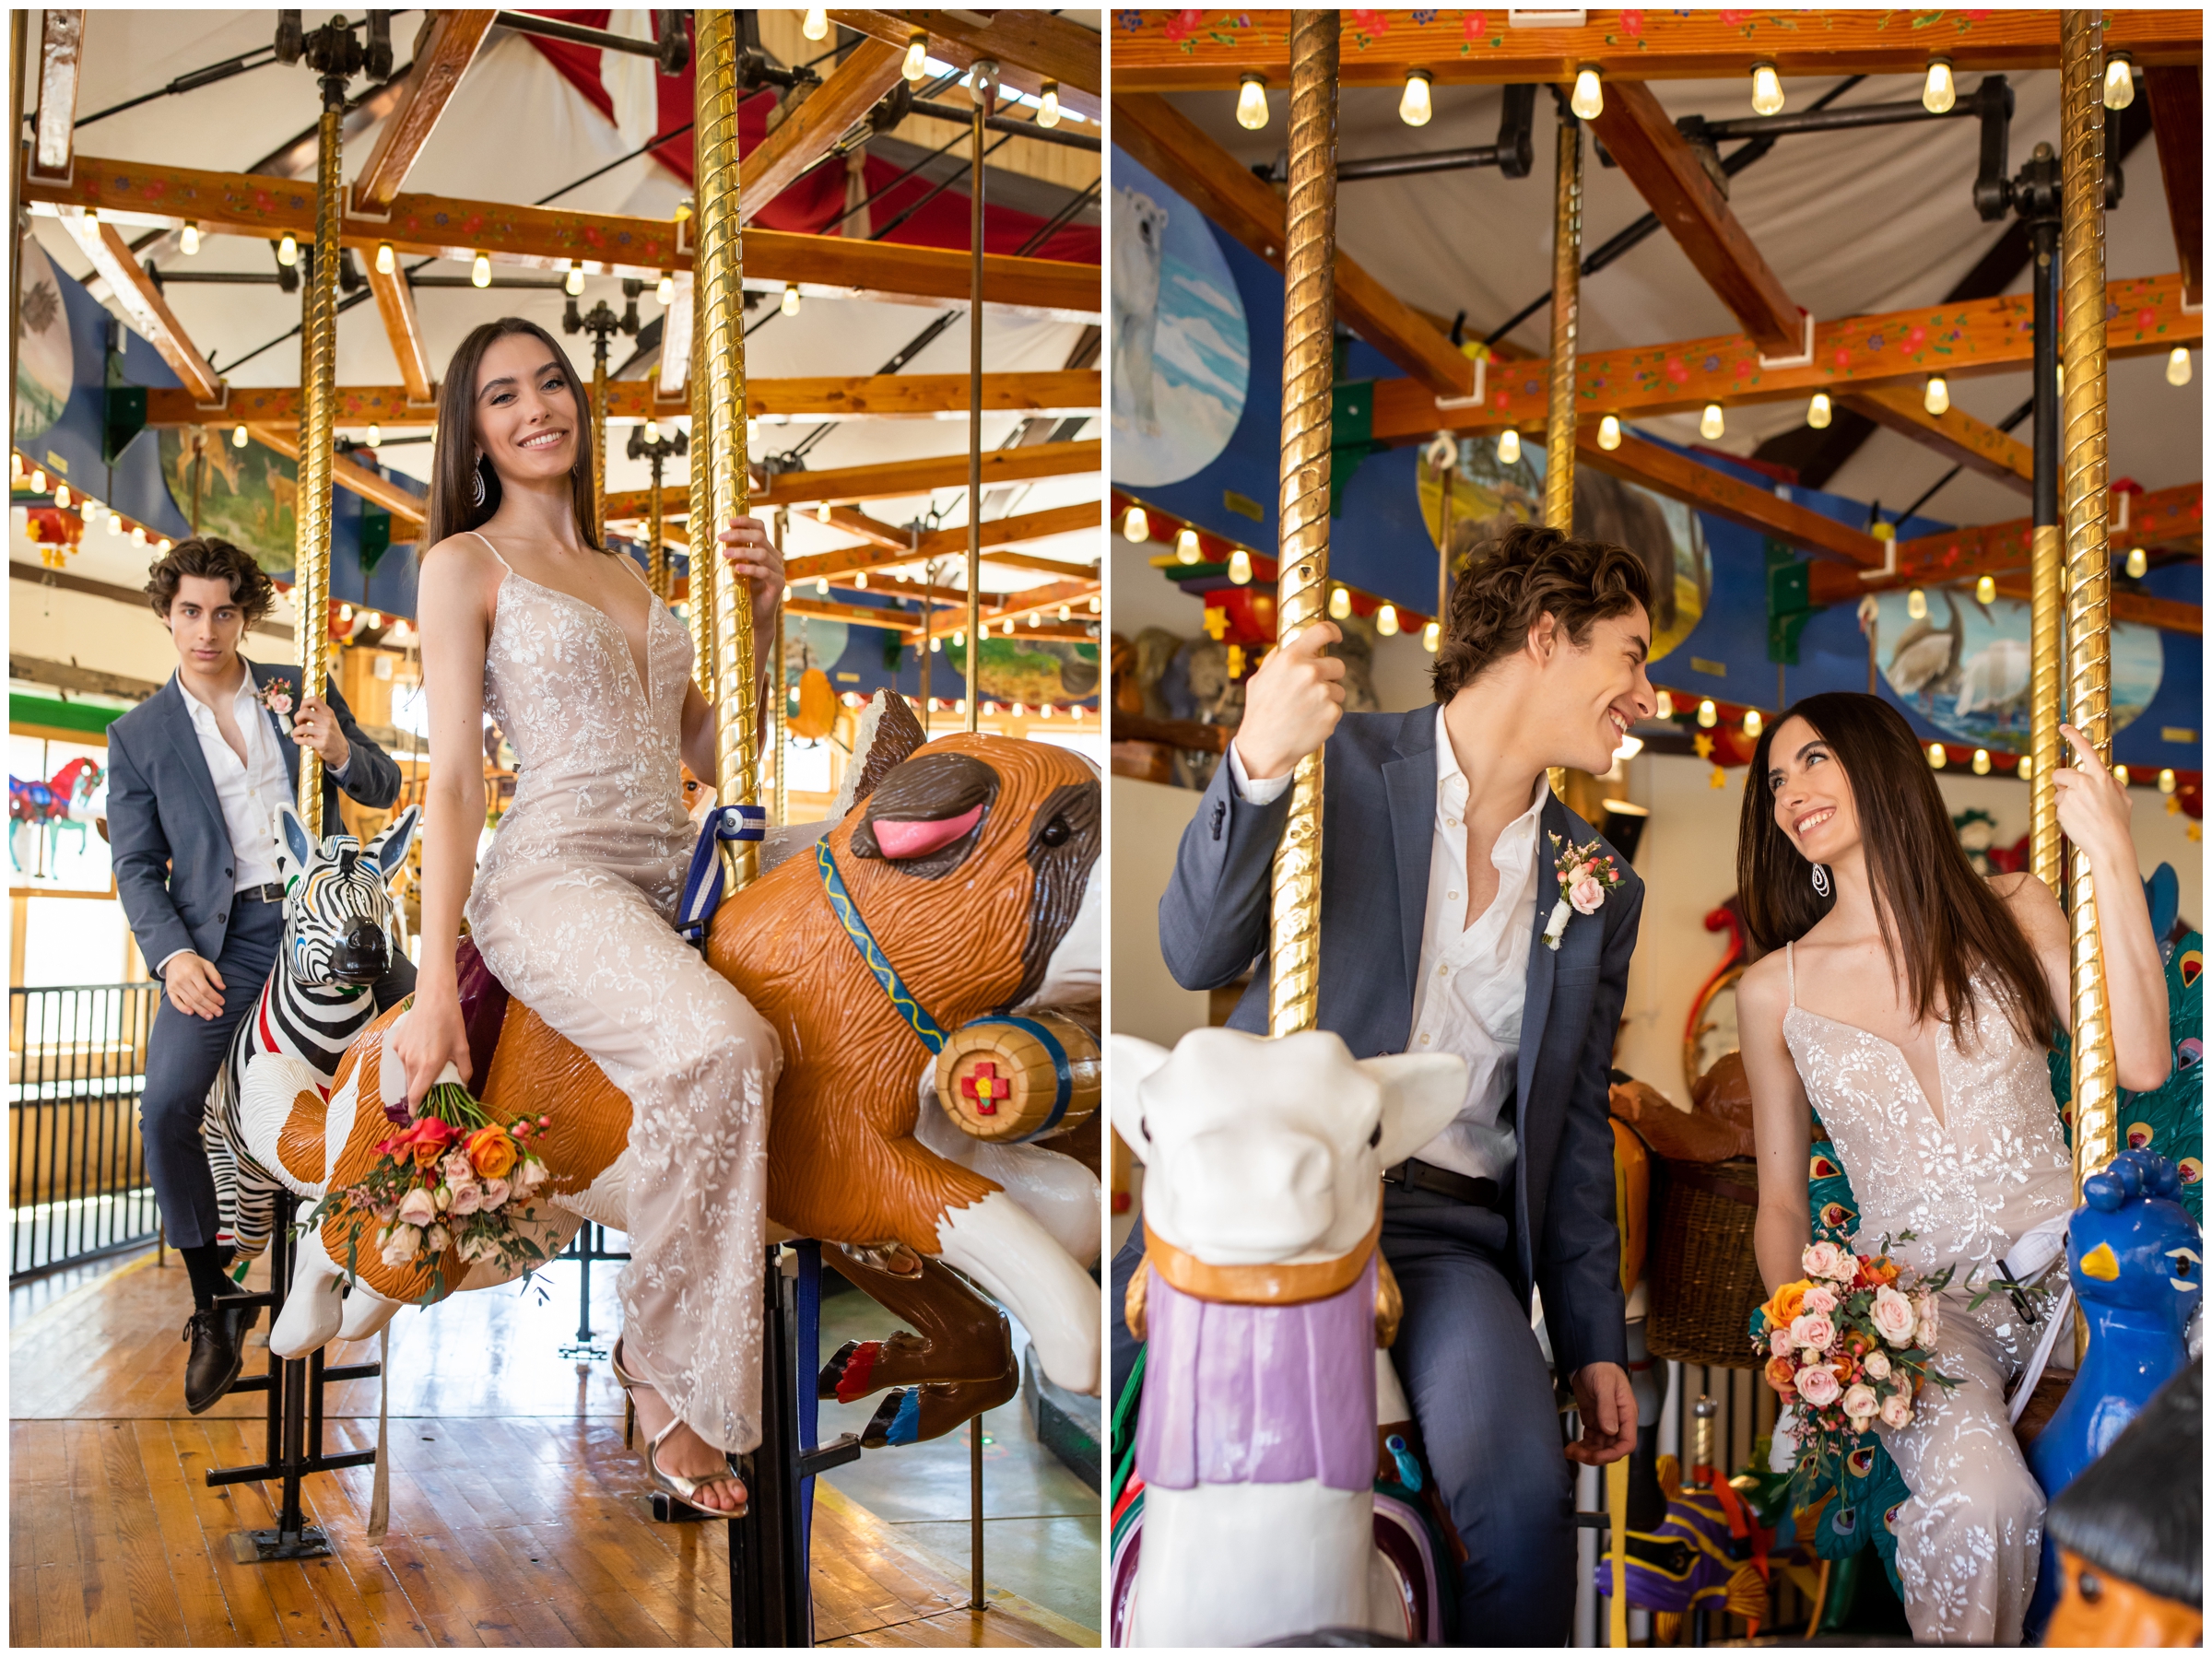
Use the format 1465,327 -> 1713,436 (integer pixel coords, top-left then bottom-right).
203,803 -> 418,1260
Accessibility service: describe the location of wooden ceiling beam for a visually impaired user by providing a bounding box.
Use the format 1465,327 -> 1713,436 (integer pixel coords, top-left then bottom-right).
1988,574 -> 2200,636
752,440 -> 1100,508
244,424 -> 426,531
26,156 -> 1100,315
1838,385 -> 2035,493
29,11 -> 84,182
1109,10 -> 2204,90
783,502 -> 1103,582
59,213 -> 220,401
1576,427 -> 1884,566
145,370 -> 1100,429
1368,274 -> 2201,443
1112,91 -> 1472,397
2144,66 -> 2204,307
740,37 -> 908,222
829,10 -> 1102,122
349,10 -> 498,212
921,576 -> 1101,640
1588,79 -> 1803,355
366,261 -> 437,405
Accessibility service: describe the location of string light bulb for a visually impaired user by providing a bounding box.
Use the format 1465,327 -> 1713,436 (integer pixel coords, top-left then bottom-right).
1421,620 -> 1441,652
1236,73 -> 1269,131
1375,604 -> 1400,637
1927,742 -> 1947,769
817,500 -> 831,522
853,571 -> 867,590
277,232 -> 298,266
1806,391 -> 1832,429
1570,65 -> 1603,121
1907,587 -> 1928,620
1174,526 -> 1201,564
1329,585 -> 1352,620
182,221 -> 201,256
129,523 -> 146,545
2103,51 -> 2135,111
1088,595 -> 1100,613
2168,347 -> 2192,386
29,468 -> 45,492
2018,753 -> 2034,781
1124,503 -> 1149,542
471,252 -> 491,288
365,422 -> 381,448
1058,604 -> 1071,620
1037,81 -> 1061,129
1972,747 -> 1992,775
1922,56 -> 1956,114
1697,699 -> 1717,729
1743,708 -> 1763,738
644,417 -> 660,444
2125,546 -> 2148,579
1597,414 -> 1622,450
1399,68 -> 1433,127
1749,62 -> 1783,117
781,283 -> 801,316
656,271 -> 674,306
1700,404 -> 1724,441
1655,688 -> 1674,719
902,30 -> 929,82
802,7 -> 829,41
232,425 -> 249,448
1228,547 -> 1253,585
107,511 -> 123,536
1497,429 -> 1521,465
374,241 -> 394,275
2159,768 -> 2178,794
1923,375 -> 1949,416
53,483 -> 69,509
1976,573 -> 1995,604
2113,763 -> 2131,787
565,263 -> 585,297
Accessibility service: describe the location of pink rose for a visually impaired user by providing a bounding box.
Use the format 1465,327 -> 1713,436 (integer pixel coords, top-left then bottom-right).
1569,875 -> 1606,915
425,1223 -> 452,1254
1796,1364 -> 1842,1407
1841,1383 -> 1878,1420
1803,1285 -> 1837,1316
1862,1349 -> 1892,1381
378,1223 -> 420,1268
1771,1328 -> 1794,1358
1871,1286 -> 1918,1347
441,1150 -> 475,1185
1801,1240 -> 1850,1282
1912,1293 -> 1940,1348
1879,1392 -> 1913,1429
481,1176 -> 512,1211
394,1186 -> 437,1228
1790,1312 -> 1838,1353
449,1181 -> 483,1216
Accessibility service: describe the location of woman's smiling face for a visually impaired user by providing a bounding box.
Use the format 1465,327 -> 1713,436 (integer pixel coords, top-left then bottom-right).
474,331 -> 578,484
1767,714 -> 1860,865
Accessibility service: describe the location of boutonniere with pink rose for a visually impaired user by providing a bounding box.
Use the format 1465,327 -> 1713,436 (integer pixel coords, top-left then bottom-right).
257,675 -> 298,735
1541,830 -> 1625,951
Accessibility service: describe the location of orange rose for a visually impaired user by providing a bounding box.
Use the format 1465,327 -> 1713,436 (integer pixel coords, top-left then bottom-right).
1763,1355 -> 1798,1400
1769,1280 -> 1810,1325
467,1125 -> 519,1180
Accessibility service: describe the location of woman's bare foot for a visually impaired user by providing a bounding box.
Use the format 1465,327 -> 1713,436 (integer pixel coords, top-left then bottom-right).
630,1381 -> 748,1512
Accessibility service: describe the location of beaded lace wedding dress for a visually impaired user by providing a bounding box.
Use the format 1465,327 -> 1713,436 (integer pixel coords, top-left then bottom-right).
1782,941 -> 2072,1644
464,532 -> 780,1454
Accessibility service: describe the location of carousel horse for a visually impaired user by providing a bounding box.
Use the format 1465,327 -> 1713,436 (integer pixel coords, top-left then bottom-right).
2042,1361 -> 2202,1646
241,700 -> 1105,1421
2026,1149 -> 2201,1636
202,805 -> 418,1260
1107,1026 -> 1465,1646
8,756 -> 101,870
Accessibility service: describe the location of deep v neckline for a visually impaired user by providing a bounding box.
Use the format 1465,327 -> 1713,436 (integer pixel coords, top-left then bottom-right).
1786,1004 -> 1958,1133
482,536 -> 656,705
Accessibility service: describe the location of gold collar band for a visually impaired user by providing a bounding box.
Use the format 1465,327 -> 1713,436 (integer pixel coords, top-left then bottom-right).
1142,1210 -> 1382,1308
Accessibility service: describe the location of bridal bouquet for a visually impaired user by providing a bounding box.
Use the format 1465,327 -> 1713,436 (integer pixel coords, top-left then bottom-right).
1751,1238 -> 1955,1487
310,1078 -> 555,1290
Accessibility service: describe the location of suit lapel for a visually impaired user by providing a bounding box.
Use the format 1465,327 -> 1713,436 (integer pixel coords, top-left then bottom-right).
159,676 -> 229,838
1382,707 -> 1439,999
1515,794 -> 1565,1112
250,660 -> 303,796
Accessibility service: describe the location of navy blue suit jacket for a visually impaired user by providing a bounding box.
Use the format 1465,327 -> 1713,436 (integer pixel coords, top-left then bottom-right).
107,659 -> 403,970
1159,704 -> 1641,1378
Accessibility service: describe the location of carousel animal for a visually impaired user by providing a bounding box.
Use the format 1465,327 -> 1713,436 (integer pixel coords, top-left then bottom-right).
201,805 -> 418,1260
1108,1026 -> 1464,1646
8,757 -> 101,870
241,709 -> 1104,1415
2026,1149 -> 2201,1635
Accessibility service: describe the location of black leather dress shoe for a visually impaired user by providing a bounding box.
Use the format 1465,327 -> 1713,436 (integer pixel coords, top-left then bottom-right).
182,1294 -> 259,1415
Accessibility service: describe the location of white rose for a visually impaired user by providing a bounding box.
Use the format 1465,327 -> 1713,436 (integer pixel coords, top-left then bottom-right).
394,1186 -> 438,1228
481,1176 -> 512,1210
377,1223 -> 421,1268
1841,1382 -> 1878,1420
449,1181 -> 483,1216
1879,1392 -> 1913,1429
1870,1285 -> 1918,1347
1862,1349 -> 1892,1381
1913,1293 -> 1940,1348
425,1223 -> 452,1253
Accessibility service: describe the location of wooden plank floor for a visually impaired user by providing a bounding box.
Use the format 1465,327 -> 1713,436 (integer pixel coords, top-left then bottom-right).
10,1251 -> 1091,1648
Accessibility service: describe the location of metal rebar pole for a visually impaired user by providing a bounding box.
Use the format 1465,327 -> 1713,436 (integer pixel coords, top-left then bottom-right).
295,83 -> 345,834
1545,106 -> 1582,535
966,65 -> 995,735
1267,10 -> 1339,1040
2059,14 -> 2120,1303
2029,212 -> 2063,892
970,1413 -> 985,1609
695,12 -> 758,891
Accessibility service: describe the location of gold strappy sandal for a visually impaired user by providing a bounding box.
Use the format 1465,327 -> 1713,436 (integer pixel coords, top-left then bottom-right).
611,1338 -> 749,1519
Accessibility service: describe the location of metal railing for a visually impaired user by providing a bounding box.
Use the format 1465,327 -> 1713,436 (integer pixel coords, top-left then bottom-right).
8,983 -> 162,1280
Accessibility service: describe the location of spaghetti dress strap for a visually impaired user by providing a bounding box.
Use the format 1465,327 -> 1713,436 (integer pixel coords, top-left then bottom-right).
465,529 -> 514,571
1785,940 -> 1796,1006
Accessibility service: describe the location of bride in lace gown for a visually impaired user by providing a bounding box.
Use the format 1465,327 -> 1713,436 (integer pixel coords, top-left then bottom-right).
1733,692 -> 2171,1644
394,319 -> 782,1515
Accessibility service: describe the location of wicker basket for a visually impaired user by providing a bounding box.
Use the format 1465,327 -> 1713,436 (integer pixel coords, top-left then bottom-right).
1645,1156 -> 1768,1369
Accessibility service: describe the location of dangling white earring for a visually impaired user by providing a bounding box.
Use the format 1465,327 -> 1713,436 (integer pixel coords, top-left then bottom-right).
1811,863 -> 1831,899
471,452 -> 487,509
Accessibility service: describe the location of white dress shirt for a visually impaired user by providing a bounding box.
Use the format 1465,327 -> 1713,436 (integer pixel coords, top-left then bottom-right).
157,665 -> 345,976
1229,708 -> 1547,1184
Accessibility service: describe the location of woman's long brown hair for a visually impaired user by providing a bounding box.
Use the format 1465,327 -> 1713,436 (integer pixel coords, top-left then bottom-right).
1736,691 -> 2059,1049
420,318 -> 602,554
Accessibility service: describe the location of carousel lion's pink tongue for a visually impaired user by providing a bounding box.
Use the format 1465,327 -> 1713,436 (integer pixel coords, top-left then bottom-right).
874,803 -> 983,859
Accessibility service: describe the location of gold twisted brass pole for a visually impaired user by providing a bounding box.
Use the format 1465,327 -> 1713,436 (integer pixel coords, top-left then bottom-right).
686,275 -> 715,699
295,88 -> 344,834
1544,105 -> 1582,535
646,452 -> 667,600
1267,9 -> 1338,1040
2029,516 -> 2063,887
591,350 -> 608,546
695,11 -> 758,890
771,505 -> 789,828
966,63 -> 995,734
2060,12 -> 2119,1251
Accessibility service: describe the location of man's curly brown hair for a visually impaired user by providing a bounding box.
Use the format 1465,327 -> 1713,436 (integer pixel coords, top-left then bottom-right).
1430,521 -> 1653,702
144,537 -> 277,629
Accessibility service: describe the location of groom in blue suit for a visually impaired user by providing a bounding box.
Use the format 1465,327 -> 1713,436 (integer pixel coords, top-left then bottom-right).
1146,522 -> 1655,1642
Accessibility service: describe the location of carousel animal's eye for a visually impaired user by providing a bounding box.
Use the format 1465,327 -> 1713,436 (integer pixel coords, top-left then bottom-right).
1368,1122 -> 1382,1149
1039,815 -> 1070,849
2167,1246 -> 2199,1290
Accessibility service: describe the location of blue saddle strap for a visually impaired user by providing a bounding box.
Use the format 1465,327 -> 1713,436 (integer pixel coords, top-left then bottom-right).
675,804 -> 767,952
815,840 -> 949,1054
